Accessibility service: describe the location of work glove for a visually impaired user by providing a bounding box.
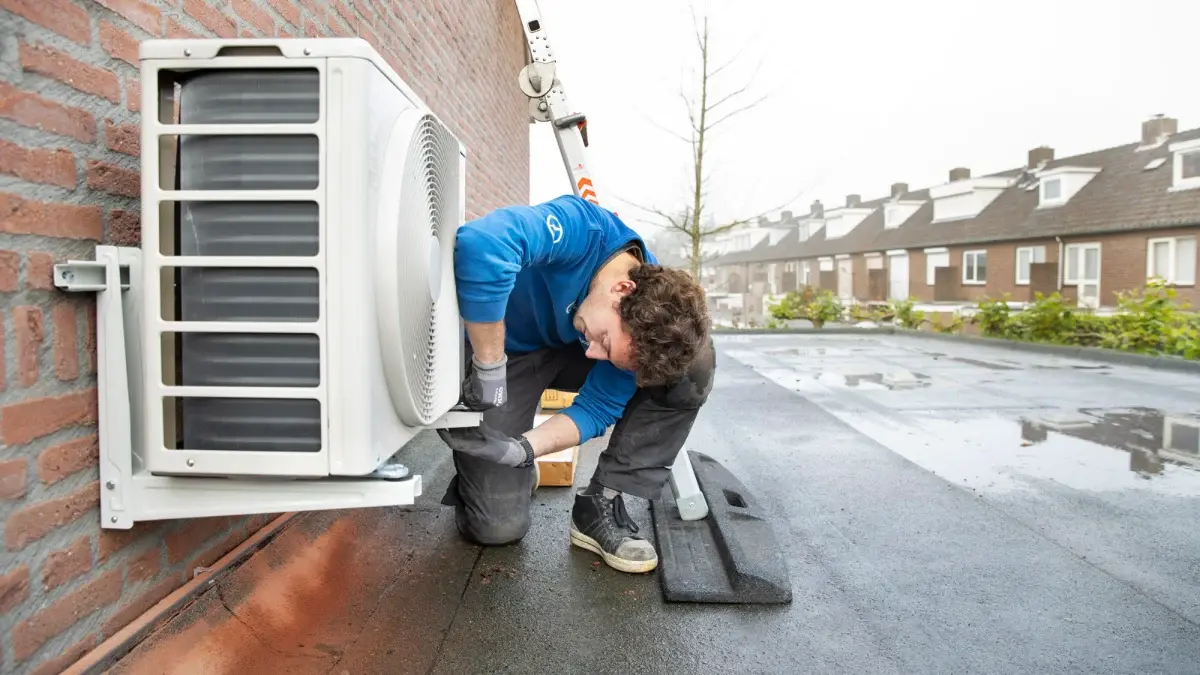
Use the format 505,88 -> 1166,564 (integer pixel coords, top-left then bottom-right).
437,423 -> 534,468
462,354 -> 508,411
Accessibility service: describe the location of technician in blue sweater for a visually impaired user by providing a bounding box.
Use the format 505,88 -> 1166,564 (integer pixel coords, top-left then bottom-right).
437,194 -> 715,573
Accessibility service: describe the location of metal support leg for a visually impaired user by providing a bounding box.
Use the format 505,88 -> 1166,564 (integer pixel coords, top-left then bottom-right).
668,449 -> 708,521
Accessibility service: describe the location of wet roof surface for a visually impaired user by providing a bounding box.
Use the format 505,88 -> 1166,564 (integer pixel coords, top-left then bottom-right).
111,334 -> 1200,675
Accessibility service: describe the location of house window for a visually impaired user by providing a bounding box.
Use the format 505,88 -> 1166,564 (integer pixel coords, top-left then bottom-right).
925,249 -> 949,286
1015,245 -> 1047,285
1147,236 -> 1196,285
884,207 -> 905,229
1041,178 -> 1062,203
819,258 -> 833,272
963,250 -> 987,284
1169,138 -> 1200,191
1064,243 -> 1101,284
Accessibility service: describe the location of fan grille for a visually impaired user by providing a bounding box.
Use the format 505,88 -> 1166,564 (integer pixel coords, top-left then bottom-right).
394,114 -> 459,423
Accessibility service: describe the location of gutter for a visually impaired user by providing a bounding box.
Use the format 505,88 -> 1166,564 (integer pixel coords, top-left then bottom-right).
1056,235 -> 1064,290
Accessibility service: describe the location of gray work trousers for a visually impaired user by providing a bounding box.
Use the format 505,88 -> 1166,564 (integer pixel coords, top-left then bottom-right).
439,337 -> 716,546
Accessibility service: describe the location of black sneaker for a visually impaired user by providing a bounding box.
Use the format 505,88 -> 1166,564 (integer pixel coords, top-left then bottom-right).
569,488 -> 658,573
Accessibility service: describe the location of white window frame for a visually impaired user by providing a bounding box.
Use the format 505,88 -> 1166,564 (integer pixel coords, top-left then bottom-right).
1040,177 -> 1065,206
924,247 -> 948,286
818,257 -> 834,272
1169,138 -> 1200,192
1146,236 -> 1196,286
1015,245 -> 1047,286
962,249 -> 988,285
1065,241 -> 1099,283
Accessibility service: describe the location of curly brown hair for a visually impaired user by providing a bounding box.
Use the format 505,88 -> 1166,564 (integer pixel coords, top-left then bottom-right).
619,264 -> 710,387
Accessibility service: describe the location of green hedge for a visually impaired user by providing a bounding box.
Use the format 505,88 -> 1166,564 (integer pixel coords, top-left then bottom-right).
763,281 -> 1200,360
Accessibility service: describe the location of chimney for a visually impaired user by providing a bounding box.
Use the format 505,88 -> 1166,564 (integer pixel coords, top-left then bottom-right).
949,167 -> 971,182
890,182 -> 908,199
1027,146 -> 1054,169
810,199 -> 824,218
781,210 -> 793,222
756,216 -> 768,226
1142,114 -> 1178,146
846,194 -> 861,208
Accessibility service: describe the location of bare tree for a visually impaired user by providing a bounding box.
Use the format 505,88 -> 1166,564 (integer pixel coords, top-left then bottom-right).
621,10 -> 805,280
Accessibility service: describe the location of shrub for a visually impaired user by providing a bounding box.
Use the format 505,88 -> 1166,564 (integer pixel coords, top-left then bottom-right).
767,286 -> 844,328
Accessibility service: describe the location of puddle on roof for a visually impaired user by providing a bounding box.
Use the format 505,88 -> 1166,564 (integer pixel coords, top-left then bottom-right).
947,356 -> 1021,371
845,406 -> 1200,496
841,372 -> 932,390
763,347 -> 857,357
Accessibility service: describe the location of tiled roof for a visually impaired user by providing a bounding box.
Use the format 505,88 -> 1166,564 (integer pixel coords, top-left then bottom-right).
712,125 -> 1200,266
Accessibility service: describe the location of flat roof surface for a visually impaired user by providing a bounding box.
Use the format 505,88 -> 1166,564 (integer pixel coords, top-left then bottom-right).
110,333 -> 1200,675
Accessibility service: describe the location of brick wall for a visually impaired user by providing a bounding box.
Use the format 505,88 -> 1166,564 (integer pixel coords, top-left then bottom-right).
0,1 -> 529,673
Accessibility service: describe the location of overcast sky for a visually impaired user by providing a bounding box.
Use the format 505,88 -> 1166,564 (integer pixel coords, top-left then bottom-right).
526,0 -> 1199,243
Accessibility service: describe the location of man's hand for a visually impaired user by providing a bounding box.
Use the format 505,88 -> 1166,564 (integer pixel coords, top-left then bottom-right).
438,423 -> 533,468
462,354 -> 507,411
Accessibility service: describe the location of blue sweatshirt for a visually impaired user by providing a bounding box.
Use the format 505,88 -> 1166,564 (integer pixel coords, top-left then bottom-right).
453,194 -> 656,443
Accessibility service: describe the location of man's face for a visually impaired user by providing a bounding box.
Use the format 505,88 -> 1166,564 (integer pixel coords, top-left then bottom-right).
573,278 -> 636,370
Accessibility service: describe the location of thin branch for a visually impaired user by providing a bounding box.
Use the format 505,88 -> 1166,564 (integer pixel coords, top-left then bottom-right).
707,83 -> 753,112
707,93 -> 769,131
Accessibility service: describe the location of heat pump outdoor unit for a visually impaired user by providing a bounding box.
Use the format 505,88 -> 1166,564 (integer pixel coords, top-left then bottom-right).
54,38 -> 480,529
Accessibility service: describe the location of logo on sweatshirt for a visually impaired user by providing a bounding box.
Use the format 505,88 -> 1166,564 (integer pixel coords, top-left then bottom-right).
546,214 -> 563,244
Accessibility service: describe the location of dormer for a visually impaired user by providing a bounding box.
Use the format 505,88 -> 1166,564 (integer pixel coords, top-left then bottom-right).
1036,165 -> 1101,208
1167,136 -> 1200,192
882,182 -> 922,229
929,167 -> 1014,223
797,199 -> 826,241
822,194 -> 874,239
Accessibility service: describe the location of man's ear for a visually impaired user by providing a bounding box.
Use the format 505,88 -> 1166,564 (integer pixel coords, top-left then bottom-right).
611,279 -> 636,296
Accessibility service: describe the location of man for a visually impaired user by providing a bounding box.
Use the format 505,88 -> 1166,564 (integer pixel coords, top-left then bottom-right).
437,193 -> 715,574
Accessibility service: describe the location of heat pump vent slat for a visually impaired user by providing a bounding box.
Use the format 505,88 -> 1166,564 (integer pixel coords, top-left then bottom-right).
178,398 -> 321,452
178,202 -> 318,257
180,68 -> 319,124
179,268 -> 318,322
179,135 -> 319,191
180,333 -> 319,387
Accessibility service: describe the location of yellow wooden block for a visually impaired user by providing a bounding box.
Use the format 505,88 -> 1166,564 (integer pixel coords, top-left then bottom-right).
532,414 -> 579,487
539,388 -> 577,410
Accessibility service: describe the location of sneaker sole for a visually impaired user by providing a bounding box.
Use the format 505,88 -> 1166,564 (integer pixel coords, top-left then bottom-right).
569,525 -> 658,574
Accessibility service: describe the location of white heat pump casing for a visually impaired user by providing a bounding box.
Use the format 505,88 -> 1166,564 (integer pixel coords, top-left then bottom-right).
139,39 -> 467,480
326,56 -> 468,476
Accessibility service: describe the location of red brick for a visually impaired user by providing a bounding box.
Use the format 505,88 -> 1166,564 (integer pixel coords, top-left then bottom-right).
233,0 -> 274,36
266,0 -> 300,29
53,303 -> 79,381
19,43 -> 122,103
98,521 -> 159,562
94,0 -> 162,36
100,20 -> 140,67
108,209 -> 141,246
0,250 -> 18,291
0,458 -> 27,500
0,0 -> 90,44
26,251 -> 55,290
0,82 -> 96,143
14,306 -> 44,387
167,18 -> 202,39
37,435 -> 98,486
165,517 -> 231,564
304,19 -> 323,37
127,545 -> 161,582
28,634 -> 97,675
42,535 -> 92,590
0,194 -> 102,240
104,120 -> 140,157
0,389 -> 98,447
125,78 -> 141,112
185,526 -> 246,571
0,565 -> 31,613
11,568 -> 120,662
5,481 -> 98,551
100,576 -> 180,640
184,0 -> 236,37
0,139 -> 75,189
86,161 -> 140,199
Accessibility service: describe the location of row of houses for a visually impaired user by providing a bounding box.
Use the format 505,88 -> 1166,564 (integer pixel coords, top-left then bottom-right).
702,114 -> 1200,323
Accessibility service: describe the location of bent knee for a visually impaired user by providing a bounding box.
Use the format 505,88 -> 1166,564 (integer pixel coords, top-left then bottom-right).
458,510 -> 531,546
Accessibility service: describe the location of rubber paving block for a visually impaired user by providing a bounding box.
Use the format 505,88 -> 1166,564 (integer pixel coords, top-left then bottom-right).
650,451 -> 793,604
